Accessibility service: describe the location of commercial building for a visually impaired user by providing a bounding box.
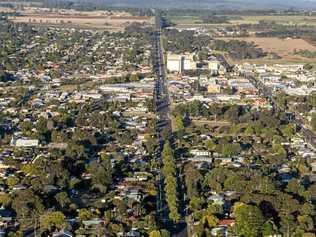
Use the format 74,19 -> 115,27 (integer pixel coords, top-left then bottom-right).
208,60 -> 221,74
167,54 -> 182,72
167,53 -> 196,73
207,84 -> 221,94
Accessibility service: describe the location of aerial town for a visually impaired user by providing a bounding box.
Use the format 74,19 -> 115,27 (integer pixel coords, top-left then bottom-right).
1,0 -> 316,237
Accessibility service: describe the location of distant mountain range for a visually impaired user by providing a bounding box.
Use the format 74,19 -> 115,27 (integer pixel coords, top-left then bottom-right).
92,0 -> 316,10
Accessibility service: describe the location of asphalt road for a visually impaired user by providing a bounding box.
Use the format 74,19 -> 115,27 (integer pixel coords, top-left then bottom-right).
153,13 -> 171,227
153,14 -> 188,237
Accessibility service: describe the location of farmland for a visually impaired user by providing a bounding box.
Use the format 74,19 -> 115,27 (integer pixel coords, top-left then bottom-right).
169,14 -> 316,27
230,15 -> 316,26
216,37 -> 316,66
220,37 -> 316,57
0,7 -> 15,13
7,8 -> 154,31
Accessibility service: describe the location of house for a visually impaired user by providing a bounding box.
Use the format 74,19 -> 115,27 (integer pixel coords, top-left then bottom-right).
214,94 -> 241,102
82,92 -> 102,100
210,219 -> 235,237
10,138 -> 39,147
214,157 -> 233,165
12,184 -> 27,191
311,161 -> 316,172
278,173 -> 294,184
52,229 -> 73,237
0,208 -> 15,223
117,229 -> 141,237
126,188 -> 142,202
190,149 -> 211,157
208,194 -> 225,206
211,227 -> 226,237
208,59 -> 221,74
82,218 -> 103,227
219,219 -> 235,227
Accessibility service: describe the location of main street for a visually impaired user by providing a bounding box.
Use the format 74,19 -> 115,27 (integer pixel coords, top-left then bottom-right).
152,13 -> 188,237
153,13 -> 172,227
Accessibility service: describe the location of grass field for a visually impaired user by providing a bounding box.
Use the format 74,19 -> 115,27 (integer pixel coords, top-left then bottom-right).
230,15 -> 316,26
168,15 -> 202,25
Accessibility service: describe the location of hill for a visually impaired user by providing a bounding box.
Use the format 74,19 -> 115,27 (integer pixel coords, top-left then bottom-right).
99,0 -> 316,10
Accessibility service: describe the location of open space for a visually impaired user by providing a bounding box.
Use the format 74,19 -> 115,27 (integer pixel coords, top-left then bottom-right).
8,8 -> 154,31
230,15 -> 316,26
169,14 -> 316,27
219,37 -> 316,64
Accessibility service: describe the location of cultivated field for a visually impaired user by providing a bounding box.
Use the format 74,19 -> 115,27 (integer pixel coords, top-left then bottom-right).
8,8 -> 154,31
0,7 -> 15,13
221,37 -> 316,57
219,37 -> 316,65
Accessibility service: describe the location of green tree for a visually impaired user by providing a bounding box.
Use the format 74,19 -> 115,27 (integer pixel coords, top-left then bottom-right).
40,211 -> 66,233
201,214 -> 219,228
55,192 -> 71,209
162,142 -> 180,223
304,63 -> 313,70
207,203 -> 224,216
281,124 -> 295,139
308,93 -> 316,108
87,154 -> 112,193
175,115 -> 184,131
130,74 -> 140,82
7,176 -> 19,187
205,139 -> 216,151
189,196 -> 204,213
216,143 -> 241,157
144,134 -> 158,154
149,230 -> 162,237
234,203 -> 264,237
78,209 -> 94,221
311,113 -> 316,131
184,163 -> 203,199
0,193 -> 11,207
12,190 -> 44,229
160,229 -> 170,237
